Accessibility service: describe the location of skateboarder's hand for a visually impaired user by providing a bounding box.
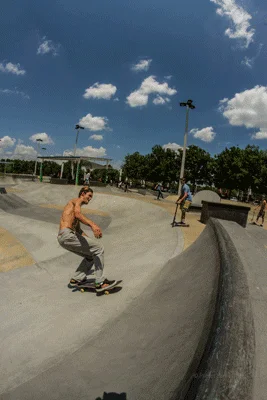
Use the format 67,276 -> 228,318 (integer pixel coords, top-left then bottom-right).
176,200 -> 181,204
92,224 -> 102,238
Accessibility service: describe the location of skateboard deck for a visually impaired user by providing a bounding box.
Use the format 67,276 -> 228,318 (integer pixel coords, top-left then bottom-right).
172,222 -> 190,227
68,280 -> 122,296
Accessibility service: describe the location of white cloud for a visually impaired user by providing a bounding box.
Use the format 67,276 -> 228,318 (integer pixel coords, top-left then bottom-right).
127,91 -> 148,107
29,133 -> 54,145
241,43 -> 264,69
0,88 -> 30,99
83,83 -> 117,100
153,95 -> 170,105
114,97 -> 119,102
90,134 -> 103,141
162,142 -> 183,152
63,146 -> 107,158
126,76 -> 177,107
131,59 -> 152,72
218,85 -> 267,139
241,56 -> 253,68
190,127 -> 216,142
13,144 -> 37,160
164,75 -> 172,80
0,136 -> 16,149
210,0 -> 255,48
79,113 -> 109,131
251,131 -> 267,140
37,37 -> 60,56
0,62 -> 26,75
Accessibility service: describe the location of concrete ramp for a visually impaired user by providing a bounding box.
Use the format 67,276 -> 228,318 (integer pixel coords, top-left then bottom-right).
0,219 -> 255,400
0,193 -> 30,211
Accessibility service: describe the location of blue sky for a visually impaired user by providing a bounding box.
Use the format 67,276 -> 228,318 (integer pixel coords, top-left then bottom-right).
0,0 -> 267,167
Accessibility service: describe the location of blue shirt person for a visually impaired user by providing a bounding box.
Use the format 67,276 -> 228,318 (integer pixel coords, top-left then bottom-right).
181,183 -> 192,202
176,177 -> 192,224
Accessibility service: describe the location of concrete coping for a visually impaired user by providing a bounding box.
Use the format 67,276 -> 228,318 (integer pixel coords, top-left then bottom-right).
184,218 -> 255,399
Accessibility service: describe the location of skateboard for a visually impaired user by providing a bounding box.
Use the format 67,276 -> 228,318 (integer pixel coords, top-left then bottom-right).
172,222 -> 190,227
68,280 -> 122,296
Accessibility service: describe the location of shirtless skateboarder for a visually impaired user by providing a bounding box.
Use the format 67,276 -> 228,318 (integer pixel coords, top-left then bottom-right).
57,186 -> 117,291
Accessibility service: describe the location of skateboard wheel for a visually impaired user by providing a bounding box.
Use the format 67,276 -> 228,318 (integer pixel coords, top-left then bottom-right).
104,291 -> 109,295
80,288 -> 85,293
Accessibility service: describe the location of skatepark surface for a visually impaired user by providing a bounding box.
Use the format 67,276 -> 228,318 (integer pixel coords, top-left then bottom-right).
0,178 -> 267,399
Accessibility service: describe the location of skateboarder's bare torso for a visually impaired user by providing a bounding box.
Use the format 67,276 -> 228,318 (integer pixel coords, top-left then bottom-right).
59,191 -> 102,238
59,198 -> 82,231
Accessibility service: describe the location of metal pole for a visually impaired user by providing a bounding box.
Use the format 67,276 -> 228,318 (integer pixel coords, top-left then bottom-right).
34,141 -> 41,176
178,105 -> 190,195
72,128 -> 79,181
73,129 -> 79,157
40,161 -> 43,182
75,160 -> 80,186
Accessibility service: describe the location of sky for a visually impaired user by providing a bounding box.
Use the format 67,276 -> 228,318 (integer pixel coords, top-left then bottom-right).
0,0 -> 267,168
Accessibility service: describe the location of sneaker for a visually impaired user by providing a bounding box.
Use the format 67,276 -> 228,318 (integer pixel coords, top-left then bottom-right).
95,279 -> 117,292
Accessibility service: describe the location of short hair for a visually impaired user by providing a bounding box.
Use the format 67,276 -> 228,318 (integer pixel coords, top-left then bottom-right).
78,186 -> 94,197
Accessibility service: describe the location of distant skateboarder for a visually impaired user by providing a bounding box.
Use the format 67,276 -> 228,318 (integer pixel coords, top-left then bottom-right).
176,177 -> 192,225
57,186 -> 116,291
155,182 -> 164,200
255,196 -> 266,227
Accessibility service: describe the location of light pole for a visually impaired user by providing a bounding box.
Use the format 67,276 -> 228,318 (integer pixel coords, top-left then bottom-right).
34,138 -> 43,176
178,99 -> 195,195
39,147 -> 46,182
74,124 -> 84,157
71,124 -> 84,182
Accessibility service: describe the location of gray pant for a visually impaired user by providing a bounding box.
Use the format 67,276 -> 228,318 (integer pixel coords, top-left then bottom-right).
57,228 -> 105,283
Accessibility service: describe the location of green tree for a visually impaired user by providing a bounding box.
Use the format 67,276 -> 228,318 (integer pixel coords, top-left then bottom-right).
147,145 -> 180,184
122,152 -> 150,182
184,145 -> 214,191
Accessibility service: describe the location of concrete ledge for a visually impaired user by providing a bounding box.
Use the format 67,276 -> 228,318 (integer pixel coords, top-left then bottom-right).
200,200 -> 250,227
183,219 -> 255,399
50,178 -> 68,184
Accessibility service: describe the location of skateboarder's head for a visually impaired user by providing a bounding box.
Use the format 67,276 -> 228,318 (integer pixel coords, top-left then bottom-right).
180,177 -> 186,184
78,186 -> 94,204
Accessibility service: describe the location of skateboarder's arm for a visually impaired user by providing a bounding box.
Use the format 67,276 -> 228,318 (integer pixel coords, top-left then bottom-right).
74,209 -> 98,229
74,202 -> 102,238
75,221 -> 89,237
177,192 -> 188,203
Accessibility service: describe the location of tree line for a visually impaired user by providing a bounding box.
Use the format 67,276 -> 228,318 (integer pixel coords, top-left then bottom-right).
122,144 -> 267,198
1,144 -> 267,198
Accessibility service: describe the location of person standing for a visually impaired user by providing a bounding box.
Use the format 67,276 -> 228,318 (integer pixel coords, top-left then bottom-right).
155,182 -> 164,200
176,177 -> 192,225
84,171 -> 90,185
255,196 -> 266,227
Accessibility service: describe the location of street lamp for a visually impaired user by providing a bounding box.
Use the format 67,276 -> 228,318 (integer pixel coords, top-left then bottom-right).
39,147 -> 47,182
72,124 -> 84,184
178,99 -> 195,195
33,138 -> 43,176
74,124 -> 85,157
